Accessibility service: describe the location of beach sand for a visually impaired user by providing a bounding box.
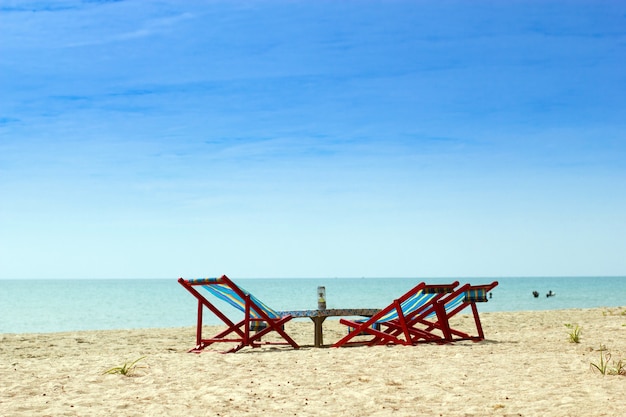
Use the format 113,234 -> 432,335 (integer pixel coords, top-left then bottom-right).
2,307 -> 625,416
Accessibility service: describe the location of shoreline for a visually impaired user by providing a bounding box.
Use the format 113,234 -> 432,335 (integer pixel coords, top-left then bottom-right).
3,304 -> 626,336
2,307 -> 625,416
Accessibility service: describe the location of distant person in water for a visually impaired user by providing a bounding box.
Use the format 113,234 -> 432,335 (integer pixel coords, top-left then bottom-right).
533,291 -> 539,298
546,290 -> 555,297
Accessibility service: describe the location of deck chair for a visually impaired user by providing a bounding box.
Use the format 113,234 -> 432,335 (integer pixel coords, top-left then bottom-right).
332,281 -> 460,348
428,281 -> 499,342
178,275 -> 299,353
372,281 -> 498,345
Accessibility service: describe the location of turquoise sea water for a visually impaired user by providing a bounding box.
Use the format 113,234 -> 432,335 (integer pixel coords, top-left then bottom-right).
1,277 -> 625,334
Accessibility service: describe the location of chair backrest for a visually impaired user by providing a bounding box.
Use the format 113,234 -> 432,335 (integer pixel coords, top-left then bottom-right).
187,277 -> 281,319
439,282 -> 498,315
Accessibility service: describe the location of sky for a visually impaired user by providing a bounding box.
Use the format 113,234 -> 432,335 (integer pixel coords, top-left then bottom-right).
1,0 -> 625,279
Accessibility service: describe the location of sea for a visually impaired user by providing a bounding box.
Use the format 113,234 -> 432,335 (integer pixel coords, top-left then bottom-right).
1,276 -> 625,334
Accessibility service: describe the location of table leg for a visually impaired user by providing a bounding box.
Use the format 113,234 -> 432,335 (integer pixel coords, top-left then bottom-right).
311,317 -> 327,347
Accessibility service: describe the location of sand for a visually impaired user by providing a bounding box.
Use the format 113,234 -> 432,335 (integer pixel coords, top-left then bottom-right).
1,307 -> 625,416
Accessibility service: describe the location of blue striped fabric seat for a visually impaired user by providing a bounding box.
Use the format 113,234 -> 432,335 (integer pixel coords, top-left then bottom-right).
372,290 -> 440,323
202,282 -> 282,320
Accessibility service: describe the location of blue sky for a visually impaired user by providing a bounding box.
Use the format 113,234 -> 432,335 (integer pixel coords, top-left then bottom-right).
1,0 -> 625,279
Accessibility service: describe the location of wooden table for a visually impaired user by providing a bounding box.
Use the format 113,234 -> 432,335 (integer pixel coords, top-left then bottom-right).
280,309 -> 380,347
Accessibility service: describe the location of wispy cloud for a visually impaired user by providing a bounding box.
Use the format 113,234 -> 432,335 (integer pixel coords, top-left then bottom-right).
0,2 -> 79,13
0,0 -> 126,13
0,117 -> 20,125
65,11 -> 195,47
0,2 -> 194,51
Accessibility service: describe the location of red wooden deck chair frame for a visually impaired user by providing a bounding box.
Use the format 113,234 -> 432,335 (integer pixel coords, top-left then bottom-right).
430,281 -> 499,342
332,281 -> 460,348
178,275 -> 299,353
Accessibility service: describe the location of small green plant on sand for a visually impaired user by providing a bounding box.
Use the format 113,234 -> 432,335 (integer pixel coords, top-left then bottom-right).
614,359 -> 626,376
590,347 -> 609,375
564,323 -> 582,343
103,356 -> 146,377
590,346 -> 626,376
